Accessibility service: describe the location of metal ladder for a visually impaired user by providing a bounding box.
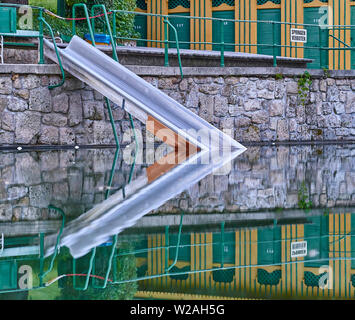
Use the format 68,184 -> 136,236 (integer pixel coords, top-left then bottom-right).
0,35 -> 3,64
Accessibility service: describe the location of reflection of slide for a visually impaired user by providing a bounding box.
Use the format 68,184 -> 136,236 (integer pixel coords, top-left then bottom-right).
44,36 -> 245,152
43,36 -> 247,259
44,147 -> 245,259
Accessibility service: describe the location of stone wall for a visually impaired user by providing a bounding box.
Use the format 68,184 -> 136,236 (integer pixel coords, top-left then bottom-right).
0,73 -> 142,146
0,65 -> 354,145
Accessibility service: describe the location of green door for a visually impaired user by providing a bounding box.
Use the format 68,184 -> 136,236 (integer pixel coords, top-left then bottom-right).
212,11 -> 235,52
134,15 -> 147,47
257,9 -> 281,56
213,232 -> 235,264
351,7 -> 355,69
168,13 -> 190,49
0,7 -> 16,34
257,227 -> 281,265
303,7 -> 329,69
304,216 -> 329,268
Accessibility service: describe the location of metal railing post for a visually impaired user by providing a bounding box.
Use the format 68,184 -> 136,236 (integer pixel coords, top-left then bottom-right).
272,21 -> 277,67
164,16 -> 169,67
220,20 -> 225,67
319,25 -> 323,69
38,8 -> 44,64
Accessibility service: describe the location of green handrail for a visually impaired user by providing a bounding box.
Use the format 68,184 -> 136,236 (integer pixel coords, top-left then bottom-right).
38,17 -> 65,89
39,205 -> 66,285
220,19 -> 224,67
90,4 -> 118,61
165,212 -> 184,273
163,17 -> 183,80
72,3 -> 95,44
73,247 -> 97,291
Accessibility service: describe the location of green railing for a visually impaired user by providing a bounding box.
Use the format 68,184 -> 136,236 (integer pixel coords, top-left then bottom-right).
1,3 -> 355,69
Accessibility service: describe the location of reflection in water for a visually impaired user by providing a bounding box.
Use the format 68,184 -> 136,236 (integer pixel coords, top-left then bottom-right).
0,143 -> 353,300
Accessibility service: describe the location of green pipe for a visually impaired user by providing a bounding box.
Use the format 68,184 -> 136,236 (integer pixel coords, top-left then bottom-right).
39,17 -> 65,89
220,221 -> 225,268
105,98 -> 120,149
73,247 -> 96,290
39,233 -> 44,287
39,205 -> 65,283
72,3 -> 95,46
165,226 -> 169,272
220,20 -> 224,67
105,148 -> 119,199
330,34 -> 351,48
164,16 -> 169,67
164,19 -> 183,79
38,9 -> 44,64
91,4 -> 118,62
165,212 -> 184,273
3,42 -> 36,47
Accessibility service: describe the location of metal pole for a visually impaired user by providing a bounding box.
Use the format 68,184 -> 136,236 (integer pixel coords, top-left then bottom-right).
220,20 -> 225,67
164,17 -> 169,66
319,25 -> 323,69
38,9 -> 44,64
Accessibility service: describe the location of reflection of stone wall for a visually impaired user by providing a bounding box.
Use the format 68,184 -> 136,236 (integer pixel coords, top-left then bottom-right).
0,149 -> 145,222
0,145 -> 353,222
154,144 -> 355,213
0,68 -> 355,145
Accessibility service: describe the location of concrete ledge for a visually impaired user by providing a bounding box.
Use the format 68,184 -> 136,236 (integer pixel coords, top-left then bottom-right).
3,63 -> 355,78
0,64 -> 63,74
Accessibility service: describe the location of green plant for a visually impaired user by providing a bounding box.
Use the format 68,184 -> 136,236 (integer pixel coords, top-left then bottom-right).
297,71 -> 312,106
322,67 -> 330,78
298,181 -> 313,211
275,73 -> 283,80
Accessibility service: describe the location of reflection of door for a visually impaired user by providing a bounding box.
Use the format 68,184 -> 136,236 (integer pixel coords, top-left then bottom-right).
0,261 -> 17,290
212,11 -> 235,52
351,7 -> 355,69
169,234 -> 190,262
169,13 -> 190,49
257,9 -> 281,56
304,216 -> 329,268
257,227 -> 281,265
134,15 -> 147,47
303,7 -> 329,69
213,232 -> 235,264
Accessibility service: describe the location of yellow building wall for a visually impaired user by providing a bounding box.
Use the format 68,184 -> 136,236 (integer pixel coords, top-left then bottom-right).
139,0 -> 355,69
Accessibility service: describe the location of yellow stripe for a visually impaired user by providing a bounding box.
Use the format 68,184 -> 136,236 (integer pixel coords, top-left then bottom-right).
245,230 -> 250,291
250,0 -> 257,53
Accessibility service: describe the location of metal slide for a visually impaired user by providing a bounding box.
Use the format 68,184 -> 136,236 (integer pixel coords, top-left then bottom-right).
43,36 -> 246,152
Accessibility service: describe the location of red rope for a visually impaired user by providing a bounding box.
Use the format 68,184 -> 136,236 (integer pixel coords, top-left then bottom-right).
65,273 -> 113,282
44,9 -> 113,21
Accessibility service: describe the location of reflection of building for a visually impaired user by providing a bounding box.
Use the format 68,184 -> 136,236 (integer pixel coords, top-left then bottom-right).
135,0 -> 355,69
134,212 -> 355,299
